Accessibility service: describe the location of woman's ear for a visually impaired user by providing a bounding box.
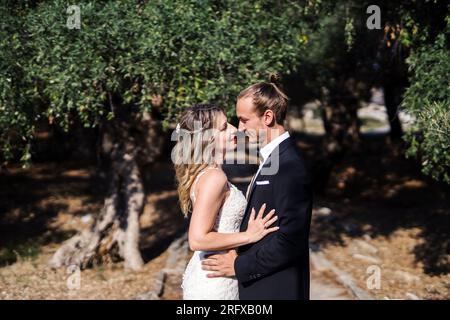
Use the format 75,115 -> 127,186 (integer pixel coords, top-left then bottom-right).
263,109 -> 275,126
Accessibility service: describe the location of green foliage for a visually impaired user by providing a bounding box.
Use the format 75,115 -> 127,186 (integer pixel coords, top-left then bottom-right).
0,4 -> 36,164
296,0 -> 450,183
294,1 -> 380,101
0,0 -> 310,162
402,17 -> 450,183
3,0 -> 448,184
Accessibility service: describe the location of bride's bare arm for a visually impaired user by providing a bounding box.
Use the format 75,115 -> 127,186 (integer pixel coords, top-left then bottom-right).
188,169 -> 278,252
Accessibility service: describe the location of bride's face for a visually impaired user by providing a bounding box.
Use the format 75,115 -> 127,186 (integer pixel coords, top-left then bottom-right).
214,112 -> 237,161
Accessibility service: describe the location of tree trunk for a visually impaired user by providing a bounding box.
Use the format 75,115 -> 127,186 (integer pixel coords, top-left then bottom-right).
321,100 -> 360,158
49,94 -> 163,271
315,88 -> 361,194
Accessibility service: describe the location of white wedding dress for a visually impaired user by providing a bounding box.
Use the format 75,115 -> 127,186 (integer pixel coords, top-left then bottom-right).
182,167 -> 247,300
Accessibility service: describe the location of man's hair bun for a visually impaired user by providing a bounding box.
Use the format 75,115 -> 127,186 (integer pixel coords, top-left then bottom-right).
269,72 -> 281,84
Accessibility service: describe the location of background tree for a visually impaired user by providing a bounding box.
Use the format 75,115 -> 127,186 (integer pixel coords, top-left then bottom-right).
0,0 -> 310,270
284,1 -> 381,189
401,14 -> 450,183
374,0 -> 449,182
286,0 -> 449,185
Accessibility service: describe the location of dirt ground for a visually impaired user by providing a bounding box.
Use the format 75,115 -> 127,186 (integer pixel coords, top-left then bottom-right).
303,134 -> 450,300
0,162 -> 185,299
0,134 -> 448,299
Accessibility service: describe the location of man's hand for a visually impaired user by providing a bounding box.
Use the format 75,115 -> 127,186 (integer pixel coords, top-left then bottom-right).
201,249 -> 237,278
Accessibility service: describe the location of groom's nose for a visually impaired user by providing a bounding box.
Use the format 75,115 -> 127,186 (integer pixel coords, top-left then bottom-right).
238,122 -> 245,133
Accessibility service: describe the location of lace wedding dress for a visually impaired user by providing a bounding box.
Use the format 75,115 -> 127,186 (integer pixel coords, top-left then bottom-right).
182,167 -> 247,300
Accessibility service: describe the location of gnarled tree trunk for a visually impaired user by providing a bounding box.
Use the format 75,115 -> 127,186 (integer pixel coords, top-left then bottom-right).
49,94 -> 163,271
321,80 -> 362,159
314,79 -> 364,193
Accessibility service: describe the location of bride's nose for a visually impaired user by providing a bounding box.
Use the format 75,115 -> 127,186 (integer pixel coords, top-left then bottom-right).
228,123 -> 237,136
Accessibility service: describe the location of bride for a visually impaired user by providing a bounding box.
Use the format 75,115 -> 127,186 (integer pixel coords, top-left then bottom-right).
173,104 -> 279,300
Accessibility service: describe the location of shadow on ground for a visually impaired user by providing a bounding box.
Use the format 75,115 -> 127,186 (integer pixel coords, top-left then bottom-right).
0,163 -> 101,266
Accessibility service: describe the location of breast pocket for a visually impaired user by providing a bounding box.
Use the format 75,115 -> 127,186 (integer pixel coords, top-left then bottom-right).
253,179 -> 273,201
251,182 -> 278,231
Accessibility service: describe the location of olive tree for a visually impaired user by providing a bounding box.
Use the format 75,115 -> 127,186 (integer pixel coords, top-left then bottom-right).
0,0 -> 310,270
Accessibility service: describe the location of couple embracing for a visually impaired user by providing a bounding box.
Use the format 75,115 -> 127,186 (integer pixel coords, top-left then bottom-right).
172,75 -> 313,300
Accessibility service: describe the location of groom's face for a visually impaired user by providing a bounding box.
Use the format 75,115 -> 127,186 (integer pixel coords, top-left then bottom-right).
236,97 -> 266,144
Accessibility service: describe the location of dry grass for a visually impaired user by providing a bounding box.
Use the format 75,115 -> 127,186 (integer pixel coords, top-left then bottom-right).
0,249 -> 168,300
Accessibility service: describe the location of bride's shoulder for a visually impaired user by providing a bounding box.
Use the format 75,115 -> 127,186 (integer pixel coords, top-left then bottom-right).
192,167 -> 228,202
197,167 -> 227,188
197,167 -> 228,191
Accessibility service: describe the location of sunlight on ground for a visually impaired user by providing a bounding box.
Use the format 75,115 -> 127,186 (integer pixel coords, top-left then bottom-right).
287,87 -> 414,135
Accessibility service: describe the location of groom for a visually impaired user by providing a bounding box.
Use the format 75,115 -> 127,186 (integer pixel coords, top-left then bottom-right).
202,80 -> 313,300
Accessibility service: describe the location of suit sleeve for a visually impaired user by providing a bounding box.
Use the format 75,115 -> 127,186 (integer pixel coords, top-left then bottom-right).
234,160 -> 312,284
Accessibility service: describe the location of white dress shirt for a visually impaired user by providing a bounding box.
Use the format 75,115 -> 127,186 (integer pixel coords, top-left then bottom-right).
246,131 -> 290,198
259,131 -> 290,166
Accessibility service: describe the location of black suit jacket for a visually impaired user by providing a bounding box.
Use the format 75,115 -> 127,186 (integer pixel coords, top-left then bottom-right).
234,136 -> 313,300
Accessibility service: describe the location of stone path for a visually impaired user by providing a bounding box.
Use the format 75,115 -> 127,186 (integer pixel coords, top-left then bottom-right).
310,271 -> 353,300
136,232 -> 359,300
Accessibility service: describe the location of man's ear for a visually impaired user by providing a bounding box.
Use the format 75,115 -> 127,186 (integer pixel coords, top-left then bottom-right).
263,109 -> 275,126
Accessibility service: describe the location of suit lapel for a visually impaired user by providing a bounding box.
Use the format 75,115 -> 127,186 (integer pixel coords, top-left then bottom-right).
245,172 -> 258,199
246,158 -> 270,201
246,137 -> 293,202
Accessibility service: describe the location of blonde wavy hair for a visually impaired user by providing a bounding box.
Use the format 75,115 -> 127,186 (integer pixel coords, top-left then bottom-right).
173,104 -> 225,216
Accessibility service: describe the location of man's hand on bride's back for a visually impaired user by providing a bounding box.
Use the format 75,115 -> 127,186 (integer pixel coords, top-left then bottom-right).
245,203 -> 279,243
